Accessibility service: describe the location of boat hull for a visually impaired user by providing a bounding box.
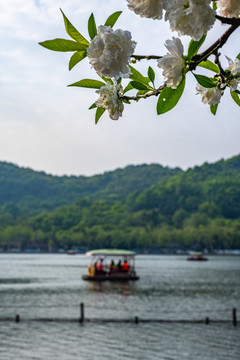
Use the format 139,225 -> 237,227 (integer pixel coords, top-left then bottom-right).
82,274 -> 139,281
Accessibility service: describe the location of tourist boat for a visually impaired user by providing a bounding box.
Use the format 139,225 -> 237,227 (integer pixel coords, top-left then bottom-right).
67,250 -> 76,255
187,252 -> 208,261
82,249 -> 140,281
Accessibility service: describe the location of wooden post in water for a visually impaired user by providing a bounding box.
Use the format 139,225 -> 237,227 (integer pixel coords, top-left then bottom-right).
15,314 -> 20,323
80,302 -> 84,323
205,317 -> 209,325
135,316 -> 139,324
232,308 -> 237,326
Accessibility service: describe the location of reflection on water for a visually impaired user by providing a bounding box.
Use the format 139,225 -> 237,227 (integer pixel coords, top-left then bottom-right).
0,254 -> 240,359
86,280 -> 135,297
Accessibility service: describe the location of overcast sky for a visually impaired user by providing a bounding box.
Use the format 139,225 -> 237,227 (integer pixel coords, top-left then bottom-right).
0,0 -> 239,176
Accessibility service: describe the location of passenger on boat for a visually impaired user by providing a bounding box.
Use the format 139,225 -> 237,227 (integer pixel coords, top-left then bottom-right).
117,259 -> 122,272
122,260 -> 130,272
109,260 -> 118,273
96,258 -> 105,274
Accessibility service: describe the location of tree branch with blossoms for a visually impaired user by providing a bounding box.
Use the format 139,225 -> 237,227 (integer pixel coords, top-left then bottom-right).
39,0 -> 240,123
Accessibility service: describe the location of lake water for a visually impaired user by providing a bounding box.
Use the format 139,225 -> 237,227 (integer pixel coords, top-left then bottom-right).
0,254 -> 239,359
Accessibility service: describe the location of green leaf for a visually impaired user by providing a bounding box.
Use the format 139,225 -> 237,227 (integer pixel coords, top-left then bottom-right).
157,77 -> 185,115
123,82 -> 134,94
234,89 -> 240,95
210,104 -> 218,115
98,75 -> 113,84
69,51 -> 87,70
130,81 -> 150,91
89,103 -> 97,110
122,97 -> 131,104
237,53 -> 240,61
68,79 -> 105,89
39,39 -> 88,52
148,66 -> 155,84
212,1 -> 217,10
230,91 -> 240,106
60,9 -> 89,46
104,11 -> 122,27
193,74 -> 216,88
198,60 -> 219,73
137,89 -> 149,96
88,13 -> 97,40
187,34 -> 206,60
95,107 -> 106,124
129,65 -> 149,85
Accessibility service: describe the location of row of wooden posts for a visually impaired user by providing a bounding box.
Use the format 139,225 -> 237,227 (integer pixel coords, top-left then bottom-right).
79,303 -> 238,325
10,304 -> 237,326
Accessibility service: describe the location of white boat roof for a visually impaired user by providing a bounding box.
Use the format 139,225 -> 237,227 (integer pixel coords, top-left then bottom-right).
85,249 -> 136,257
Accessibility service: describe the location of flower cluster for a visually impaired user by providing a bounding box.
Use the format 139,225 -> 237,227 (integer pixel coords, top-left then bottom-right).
85,2 -> 240,119
95,82 -> 124,120
196,56 -> 240,105
196,85 -> 223,105
127,0 -> 216,40
164,0 -> 216,41
226,56 -> 240,90
218,0 -> 240,18
40,1 -> 240,121
126,0 -> 165,20
87,25 -> 136,79
157,37 -> 185,89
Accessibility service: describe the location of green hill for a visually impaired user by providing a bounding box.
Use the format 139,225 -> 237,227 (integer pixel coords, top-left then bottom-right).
0,161 -> 181,216
0,156 -> 240,252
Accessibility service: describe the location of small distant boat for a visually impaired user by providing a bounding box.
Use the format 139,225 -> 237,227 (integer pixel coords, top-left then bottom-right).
82,249 -> 139,281
67,250 -> 76,255
187,252 -> 208,261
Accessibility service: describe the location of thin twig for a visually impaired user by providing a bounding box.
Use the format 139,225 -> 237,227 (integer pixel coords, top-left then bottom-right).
213,50 -> 225,82
122,84 -> 166,101
190,20 -> 240,70
131,54 -> 162,61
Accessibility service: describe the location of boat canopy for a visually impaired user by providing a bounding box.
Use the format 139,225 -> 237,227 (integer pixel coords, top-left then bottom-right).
85,249 -> 136,257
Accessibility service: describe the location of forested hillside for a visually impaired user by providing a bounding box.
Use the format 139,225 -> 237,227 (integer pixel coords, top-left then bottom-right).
0,161 -> 180,216
0,156 -> 240,252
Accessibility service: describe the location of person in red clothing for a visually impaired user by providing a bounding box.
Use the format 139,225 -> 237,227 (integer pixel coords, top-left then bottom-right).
96,258 -> 105,273
122,259 -> 130,272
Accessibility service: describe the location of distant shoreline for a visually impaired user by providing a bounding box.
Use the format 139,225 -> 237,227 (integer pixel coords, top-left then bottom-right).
0,251 -> 240,256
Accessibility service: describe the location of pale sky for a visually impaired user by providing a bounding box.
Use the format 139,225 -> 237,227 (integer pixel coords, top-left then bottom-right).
0,0 -> 239,176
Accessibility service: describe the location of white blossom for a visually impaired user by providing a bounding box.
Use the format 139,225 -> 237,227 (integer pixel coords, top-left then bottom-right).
87,25 -> 136,79
157,37 -> 185,89
226,56 -> 240,90
126,0 -> 165,20
196,84 -> 223,105
226,56 -> 240,75
95,82 -> 124,120
165,0 -> 216,40
218,0 -> 240,18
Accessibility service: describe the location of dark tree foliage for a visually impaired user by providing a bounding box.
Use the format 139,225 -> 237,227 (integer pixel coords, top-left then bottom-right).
0,156 -> 240,252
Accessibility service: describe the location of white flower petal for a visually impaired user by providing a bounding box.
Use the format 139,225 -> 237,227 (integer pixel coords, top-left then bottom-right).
87,26 -> 136,79
127,0 -> 165,20
96,82 -> 124,120
196,85 -> 223,105
218,0 -> 240,18
165,0 -> 216,40
226,56 -> 240,90
157,37 -> 185,89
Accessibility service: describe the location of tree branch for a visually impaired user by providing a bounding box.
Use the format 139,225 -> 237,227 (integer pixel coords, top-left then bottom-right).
131,54 -> 162,61
122,84 -> 166,101
216,15 -> 240,25
190,19 -> 240,70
